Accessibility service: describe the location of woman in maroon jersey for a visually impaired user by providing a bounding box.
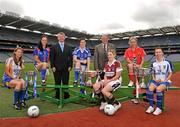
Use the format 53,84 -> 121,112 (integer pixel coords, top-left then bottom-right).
93,49 -> 122,112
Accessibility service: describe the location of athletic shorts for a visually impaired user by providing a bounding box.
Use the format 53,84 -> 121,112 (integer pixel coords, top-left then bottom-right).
34,64 -> 40,72
2,74 -> 13,88
34,63 -> 48,71
100,79 -> 121,91
149,80 -> 171,87
34,63 -> 38,69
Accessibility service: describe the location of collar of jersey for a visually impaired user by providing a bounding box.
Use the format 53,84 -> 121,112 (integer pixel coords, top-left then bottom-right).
108,59 -> 116,66
155,57 -> 165,63
79,47 -> 86,51
130,46 -> 139,51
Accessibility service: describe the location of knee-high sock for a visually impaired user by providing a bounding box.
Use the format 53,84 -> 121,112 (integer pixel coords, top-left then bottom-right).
79,71 -> 85,93
129,75 -> 134,82
80,74 -> 84,85
14,89 -> 21,104
146,89 -> 154,107
96,92 -> 106,102
157,91 -> 163,109
106,94 -> 114,104
133,89 -> 136,97
74,68 -> 80,82
80,65 -> 86,85
106,95 -> 119,105
19,89 -> 26,102
41,69 -> 46,81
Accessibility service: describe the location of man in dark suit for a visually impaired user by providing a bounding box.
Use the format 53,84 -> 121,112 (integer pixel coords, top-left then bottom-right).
50,32 -> 73,99
94,34 -> 115,71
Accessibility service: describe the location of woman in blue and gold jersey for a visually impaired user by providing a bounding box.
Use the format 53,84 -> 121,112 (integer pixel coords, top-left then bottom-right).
3,47 -> 26,110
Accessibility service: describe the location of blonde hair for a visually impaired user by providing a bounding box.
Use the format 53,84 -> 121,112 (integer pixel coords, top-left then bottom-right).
129,36 -> 138,44
108,49 -> 116,56
57,32 -> 65,36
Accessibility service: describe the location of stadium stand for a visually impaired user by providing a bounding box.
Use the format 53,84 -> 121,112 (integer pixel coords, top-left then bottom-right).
144,55 -> 154,62
117,56 -> 125,62
23,54 -> 34,63
167,54 -> 180,62
0,11 -> 93,38
0,52 -> 9,63
0,11 -> 180,62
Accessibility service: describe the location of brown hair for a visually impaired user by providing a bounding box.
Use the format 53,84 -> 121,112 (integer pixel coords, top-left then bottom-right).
154,47 -> 164,53
80,38 -> 86,43
101,34 -> 110,40
38,34 -> 48,52
13,47 -> 23,67
41,34 -> 48,39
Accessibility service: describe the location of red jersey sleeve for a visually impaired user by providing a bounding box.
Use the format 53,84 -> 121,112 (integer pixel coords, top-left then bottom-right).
115,61 -> 123,72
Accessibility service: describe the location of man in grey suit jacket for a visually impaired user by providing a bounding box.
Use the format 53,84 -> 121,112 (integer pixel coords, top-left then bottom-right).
94,35 -> 115,71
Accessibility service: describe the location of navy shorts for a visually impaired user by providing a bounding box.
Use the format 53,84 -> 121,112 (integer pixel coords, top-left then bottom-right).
149,80 -> 171,87
2,75 -> 12,88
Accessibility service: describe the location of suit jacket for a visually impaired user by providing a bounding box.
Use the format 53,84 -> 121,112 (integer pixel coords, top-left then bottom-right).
50,43 -> 73,71
94,43 -> 115,70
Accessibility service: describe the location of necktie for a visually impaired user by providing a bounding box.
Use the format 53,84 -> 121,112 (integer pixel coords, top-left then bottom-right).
104,44 -> 108,63
104,44 -> 107,52
61,44 -> 64,52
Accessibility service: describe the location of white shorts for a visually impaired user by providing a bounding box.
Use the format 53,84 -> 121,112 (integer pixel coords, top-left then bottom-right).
99,78 -> 122,91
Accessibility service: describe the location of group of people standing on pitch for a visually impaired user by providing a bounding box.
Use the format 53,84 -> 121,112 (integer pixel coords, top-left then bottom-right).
2,33 -> 173,116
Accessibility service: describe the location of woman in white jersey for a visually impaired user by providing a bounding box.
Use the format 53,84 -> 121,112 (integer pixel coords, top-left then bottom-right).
3,47 -> 26,110
146,47 -> 173,115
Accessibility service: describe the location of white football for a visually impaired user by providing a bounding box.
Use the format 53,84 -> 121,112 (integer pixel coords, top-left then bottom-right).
104,104 -> 115,116
27,106 -> 40,118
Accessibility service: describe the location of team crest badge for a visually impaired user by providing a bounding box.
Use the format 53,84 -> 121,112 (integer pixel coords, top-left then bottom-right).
163,65 -> 166,71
